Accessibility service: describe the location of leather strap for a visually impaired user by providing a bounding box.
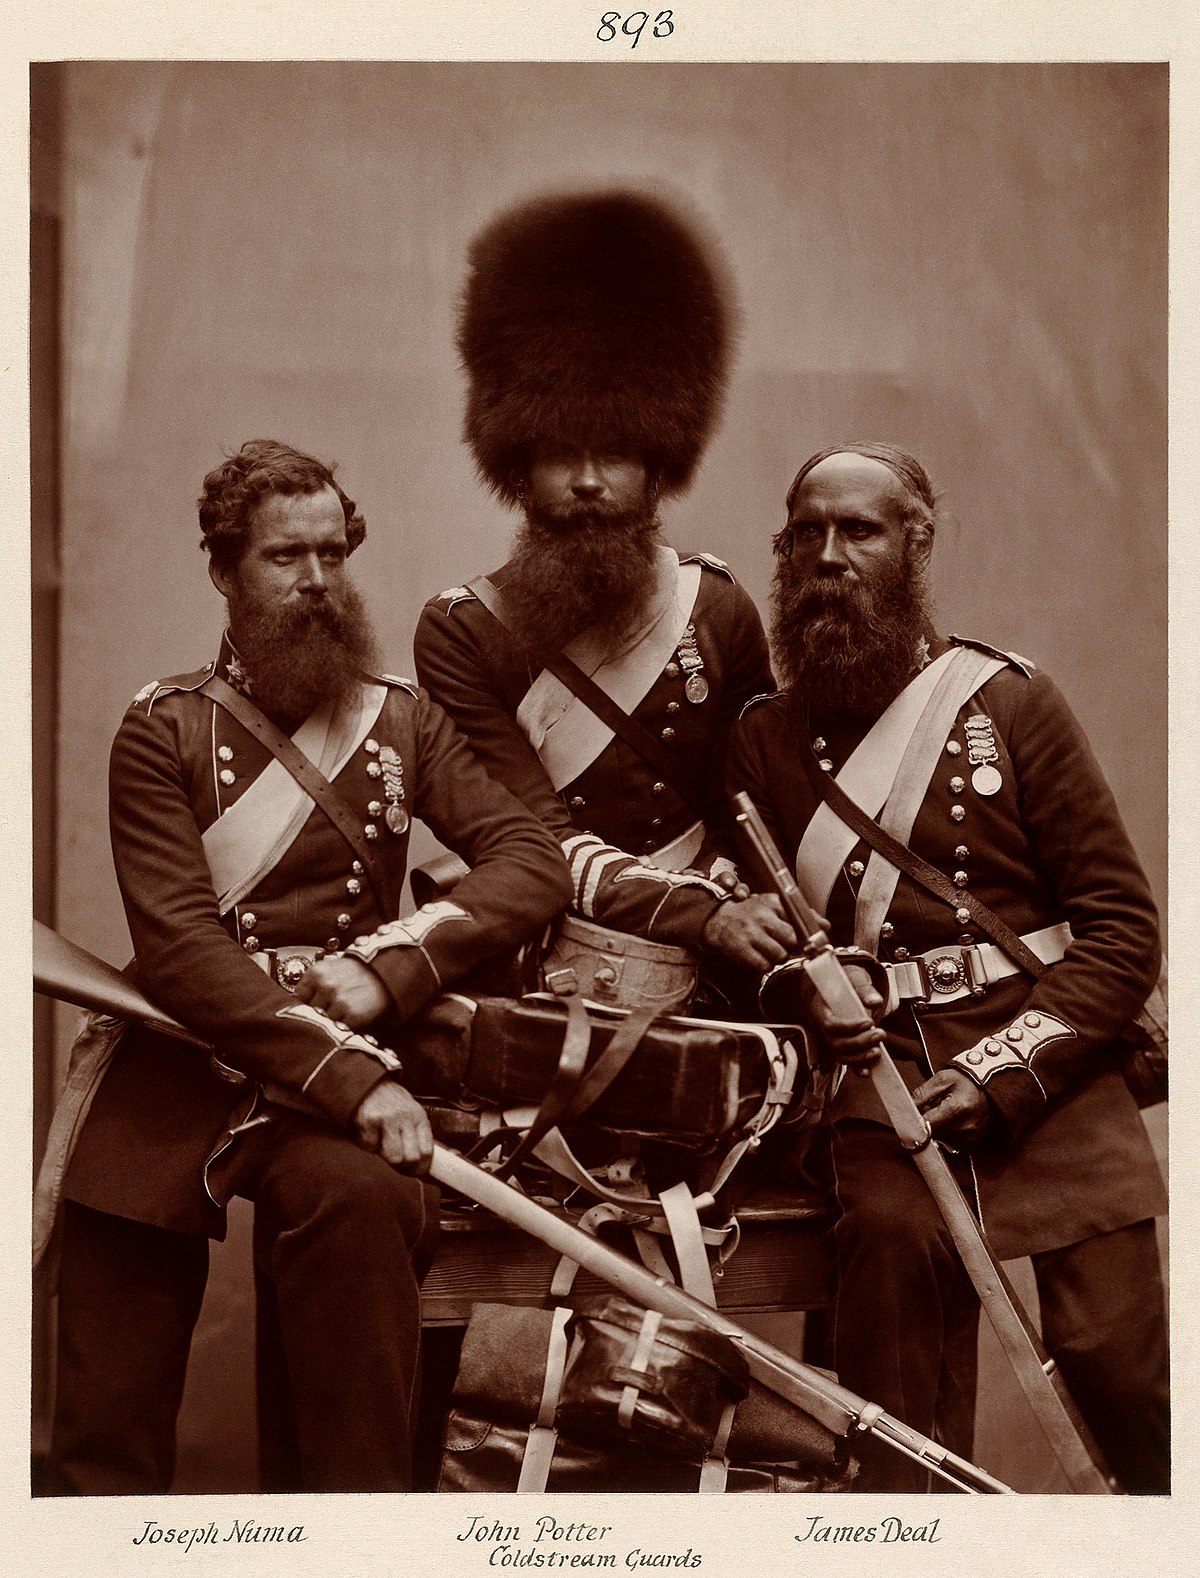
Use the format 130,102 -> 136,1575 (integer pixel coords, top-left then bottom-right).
202,674 -> 394,918
796,724 -> 1048,981
469,576 -> 703,817
492,995 -> 594,1180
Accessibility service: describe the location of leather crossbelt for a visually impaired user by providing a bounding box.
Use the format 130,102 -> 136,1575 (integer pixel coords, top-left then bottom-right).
882,922 -> 1071,1014
468,575 -> 704,819
200,673 -> 395,919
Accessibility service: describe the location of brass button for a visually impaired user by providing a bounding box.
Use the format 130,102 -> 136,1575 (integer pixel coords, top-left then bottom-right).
1024,1013 -> 1042,1029
848,860 -> 864,878
985,1041 -> 1002,1056
326,937 -> 340,953
880,922 -> 894,939
570,796 -> 586,808
217,746 -> 234,762
959,934 -> 975,945
949,776 -> 965,794
651,817 -> 662,829
643,839 -> 656,852
894,946 -> 909,960
953,870 -> 969,887
219,769 -> 236,786
818,758 -> 833,773
241,911 -> 257,930
652,782 -> 665,796
365,739 -> 379,755
966,1051 -> 983,1065
812,737 -> 826,753
337,913 -> 351,929
1006,1026 -> 1024,1043
367,761 -> 382,779
364,824 -> 378,840
950,805 -> 966,822
243,936 -> 260,954
368,800 -> 384,816
955,906 -> 971,925
352,861 -> 364,875
666,701 -> 680,715
661,727 -> 676,741
346,878 -> 362,896
665,662 -> 681,678
946,740 -> 962,757
955,845 -> 969,860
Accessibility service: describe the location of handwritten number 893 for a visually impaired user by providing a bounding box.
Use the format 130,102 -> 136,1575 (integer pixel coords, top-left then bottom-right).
597,11 -> 674,48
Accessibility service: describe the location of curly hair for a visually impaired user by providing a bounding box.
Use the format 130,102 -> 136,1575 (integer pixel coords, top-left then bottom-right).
198,439 -> 366,573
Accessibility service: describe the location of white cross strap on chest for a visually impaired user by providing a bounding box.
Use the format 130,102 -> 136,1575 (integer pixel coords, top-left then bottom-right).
201,683 -> 388,915
795,647 -> 1003,921
517,550 -> 702,791
852,646 -> 1005,952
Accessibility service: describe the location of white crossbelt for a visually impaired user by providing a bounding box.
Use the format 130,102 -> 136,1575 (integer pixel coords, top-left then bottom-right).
881,921 -> 1071,1014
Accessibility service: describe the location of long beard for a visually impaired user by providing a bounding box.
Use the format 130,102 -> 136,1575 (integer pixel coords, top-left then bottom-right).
230,583 -> 380,723
502,498 -> 662,655
770,539 -> 934,719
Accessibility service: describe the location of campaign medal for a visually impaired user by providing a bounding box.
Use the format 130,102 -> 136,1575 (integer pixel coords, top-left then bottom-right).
676,625 -> 709,704
378,745 -> 410,834
964,714 -> 1002,796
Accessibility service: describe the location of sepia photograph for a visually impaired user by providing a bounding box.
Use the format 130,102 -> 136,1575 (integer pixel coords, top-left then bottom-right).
12,5 -> 1189,1572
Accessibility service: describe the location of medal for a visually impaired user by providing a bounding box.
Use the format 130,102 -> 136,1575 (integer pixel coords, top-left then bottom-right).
378,744 -> 409,835
971,765 -> 1002,796
675,625 -> 708,705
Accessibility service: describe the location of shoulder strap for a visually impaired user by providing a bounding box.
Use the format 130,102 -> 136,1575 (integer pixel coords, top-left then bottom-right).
468,575 -> 702,816
201,673 -> 394,919
796,739 -> 1047,979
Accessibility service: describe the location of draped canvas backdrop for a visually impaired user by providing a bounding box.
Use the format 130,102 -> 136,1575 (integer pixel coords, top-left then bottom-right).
33,61 -> 1166,1492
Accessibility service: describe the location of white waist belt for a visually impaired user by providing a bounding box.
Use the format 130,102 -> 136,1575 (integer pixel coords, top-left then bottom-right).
882,922 -> 1071,1014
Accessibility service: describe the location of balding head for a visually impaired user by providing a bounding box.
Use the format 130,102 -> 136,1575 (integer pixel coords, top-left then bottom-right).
785,442 -> 937,532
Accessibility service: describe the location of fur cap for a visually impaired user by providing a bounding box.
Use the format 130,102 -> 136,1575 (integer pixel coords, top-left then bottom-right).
457,189 -> 734,505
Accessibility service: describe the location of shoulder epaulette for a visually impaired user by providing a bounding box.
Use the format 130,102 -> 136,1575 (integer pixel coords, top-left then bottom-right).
739,690 -> 786,720
434,584 -> 477,613
133,661 -> 216,713
681,551 -> 734,582
374,673 -> 420,697
949,635 -> 1036,678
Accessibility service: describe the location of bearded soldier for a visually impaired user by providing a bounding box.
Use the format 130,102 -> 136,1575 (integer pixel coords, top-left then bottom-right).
728,442 -> 1168,1493
42,439 -> 570,1493
414,191 -> 793,978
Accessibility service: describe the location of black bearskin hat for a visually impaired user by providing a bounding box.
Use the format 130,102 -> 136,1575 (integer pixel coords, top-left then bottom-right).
457,189 -> 734,506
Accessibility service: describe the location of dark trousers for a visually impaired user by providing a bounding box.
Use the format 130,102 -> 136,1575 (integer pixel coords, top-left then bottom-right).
232,1113 -> 439,1492
829,1121 -> 1169,1494
48,1115 -> 438,1495
830,1121 -> 980,1493
1032,1220 -> 1169,1493
47,1202 -> 210,1495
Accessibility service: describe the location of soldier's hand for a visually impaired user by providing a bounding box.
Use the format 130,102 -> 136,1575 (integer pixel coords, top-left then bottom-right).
913,1068 -> 992,1146
809,964 -> 887,1073
702,893 -> 797,970
294,955 -> 389,1027
353,1080 -> 433,1174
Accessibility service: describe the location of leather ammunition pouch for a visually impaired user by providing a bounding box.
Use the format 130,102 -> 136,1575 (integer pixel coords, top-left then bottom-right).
436,1300 -> 853,1494
557,1297 -> 748,1458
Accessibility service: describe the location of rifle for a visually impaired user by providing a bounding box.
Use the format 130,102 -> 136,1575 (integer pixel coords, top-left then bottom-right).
33,918 -> 1012,1493
732,791 -> 1115,1495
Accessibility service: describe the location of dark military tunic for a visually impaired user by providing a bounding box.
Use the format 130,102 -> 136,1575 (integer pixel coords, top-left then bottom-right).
63,633 -> 572,1238
729,636 -> 1164,1257
415,552 -> 773,948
